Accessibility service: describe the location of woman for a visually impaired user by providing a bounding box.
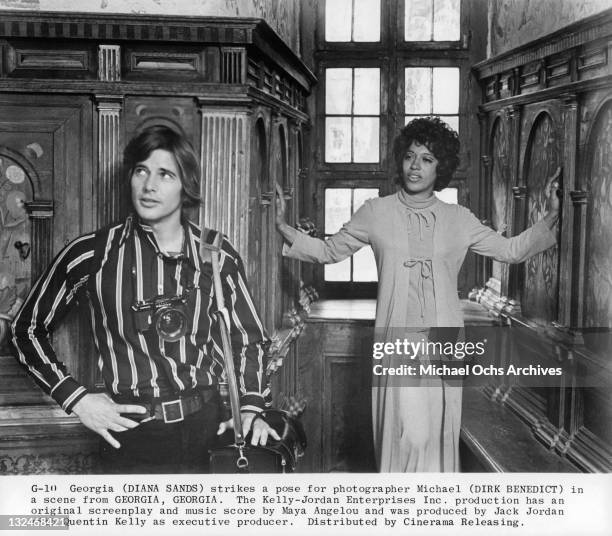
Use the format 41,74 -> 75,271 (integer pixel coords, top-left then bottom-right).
276,117 -> 560,472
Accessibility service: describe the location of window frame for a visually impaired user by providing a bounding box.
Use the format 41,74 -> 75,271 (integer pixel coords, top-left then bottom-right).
318,58 -> 390,173
310,0 -> 485,299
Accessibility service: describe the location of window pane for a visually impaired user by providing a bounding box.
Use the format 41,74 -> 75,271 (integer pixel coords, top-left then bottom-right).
325,117 -> 352,162
353,246 -> 378,281
353,117 -> 379,162
353,188 -> 379,211
405,0 -> 432,41
326,68 -> 353,115
353,0 -> 381,41
405,68 -> 431,114
435,187 -> 458,204
325,0 -> 352,41
442,115 -> 459,132
325,189 -> 352,234
433,68 -> 459,114
433,0 -> 460,41
325,258 -> 351,281
354,68 -> 380,115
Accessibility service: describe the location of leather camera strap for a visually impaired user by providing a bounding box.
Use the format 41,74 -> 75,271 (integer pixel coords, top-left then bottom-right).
201,231 -> 245,447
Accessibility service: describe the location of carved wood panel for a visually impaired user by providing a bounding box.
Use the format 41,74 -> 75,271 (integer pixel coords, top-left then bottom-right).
0,149 -> 33,352
584,101 -> 612,331
0,95 -> 94,384
324,354 -> 375,472
201,110 -> 250,256
521,112 -> 560,324
295,318 -> 376,472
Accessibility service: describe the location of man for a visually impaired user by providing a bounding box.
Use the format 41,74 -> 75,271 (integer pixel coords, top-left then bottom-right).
12,125 -> 277,473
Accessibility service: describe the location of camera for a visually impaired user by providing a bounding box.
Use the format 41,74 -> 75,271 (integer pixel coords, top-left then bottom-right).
132,292 -> 190,342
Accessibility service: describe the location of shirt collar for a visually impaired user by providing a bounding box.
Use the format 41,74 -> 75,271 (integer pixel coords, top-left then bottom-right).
397,188 -> 439,210
126,214 -> 195,264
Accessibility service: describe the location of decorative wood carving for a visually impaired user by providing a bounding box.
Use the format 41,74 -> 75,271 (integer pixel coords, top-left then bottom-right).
95,95 -> 123,226
98,44 -> 121,81
522,112 -> 560,324
10,48 -> 89,71
558,93 -> 579,327
130,52 -> 199,72
473,9 -> 612,473
24,200 -> 53,282
200,108 -> 250,258
0,452 -> 98,475
221,47 -> 246,84
584,102 -> 612,331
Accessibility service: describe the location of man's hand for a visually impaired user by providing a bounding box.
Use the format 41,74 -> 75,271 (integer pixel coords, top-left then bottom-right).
72,393 -> 147,449
216,412 -> 281,446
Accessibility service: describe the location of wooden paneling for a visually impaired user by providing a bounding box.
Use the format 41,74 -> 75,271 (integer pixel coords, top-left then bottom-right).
200,110 -> 250,257
521,109 -> 560,324
490,115 -> 510,286
472,9 -> 612,472
584,101 -> 612,331
296,306 -> 376,473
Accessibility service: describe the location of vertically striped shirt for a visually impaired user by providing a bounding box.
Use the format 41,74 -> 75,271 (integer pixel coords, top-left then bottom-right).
12,215 -> 269,414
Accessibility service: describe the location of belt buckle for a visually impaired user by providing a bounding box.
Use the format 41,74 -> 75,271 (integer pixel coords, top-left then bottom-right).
161,399 -> 184,423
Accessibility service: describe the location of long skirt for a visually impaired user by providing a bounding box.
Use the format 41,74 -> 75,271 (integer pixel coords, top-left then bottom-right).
371,331 -> 463,472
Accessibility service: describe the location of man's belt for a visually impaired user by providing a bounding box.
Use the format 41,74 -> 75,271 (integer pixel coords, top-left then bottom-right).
115,389 -> 217,424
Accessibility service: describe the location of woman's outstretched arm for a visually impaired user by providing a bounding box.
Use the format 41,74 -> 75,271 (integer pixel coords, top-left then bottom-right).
275,182 -> 371,264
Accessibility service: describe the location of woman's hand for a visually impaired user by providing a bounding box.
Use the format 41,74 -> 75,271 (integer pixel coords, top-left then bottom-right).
275,182 -> 288,228
545,167 -> 562,213
543,167 -> 562,229
275,182 -> 298,246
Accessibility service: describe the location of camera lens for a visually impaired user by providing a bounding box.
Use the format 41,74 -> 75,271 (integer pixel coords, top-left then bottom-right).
154,306 -> 187,342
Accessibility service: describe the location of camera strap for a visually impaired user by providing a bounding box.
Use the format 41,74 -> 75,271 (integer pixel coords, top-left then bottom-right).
201,231 -> 246,447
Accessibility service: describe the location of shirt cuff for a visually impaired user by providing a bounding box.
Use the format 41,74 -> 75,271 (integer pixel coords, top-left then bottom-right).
533,218 -> 557,250
240,393 -> 265,412
282,241 -> 296,258
50,376 -> 88,414
282,232 -> 317,262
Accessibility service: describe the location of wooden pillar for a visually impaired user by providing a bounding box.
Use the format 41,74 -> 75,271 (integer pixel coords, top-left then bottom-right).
95,95 -> 124,227
557,94 -> 579,329
199,105 -> 251,259
507,104 -> 524,301
24,201 -> 54,283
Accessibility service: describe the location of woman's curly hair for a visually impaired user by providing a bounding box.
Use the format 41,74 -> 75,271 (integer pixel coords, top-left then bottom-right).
392,117 -> 460,191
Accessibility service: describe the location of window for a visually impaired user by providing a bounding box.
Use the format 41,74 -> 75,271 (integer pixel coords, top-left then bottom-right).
404,0 -> 460,41
325,0 -> 381,42
435,187 -> 458,204
405,67 -> 459,132
324,188 -> 378,282
325,68 -> 380,163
